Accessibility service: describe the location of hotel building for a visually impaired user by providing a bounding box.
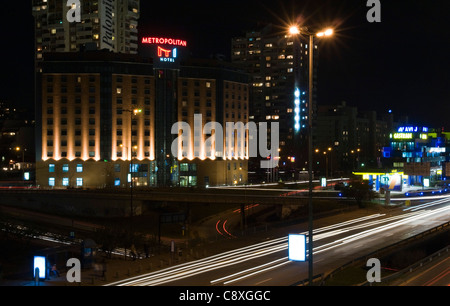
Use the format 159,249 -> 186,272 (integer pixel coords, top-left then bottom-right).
36,49 -> 250,188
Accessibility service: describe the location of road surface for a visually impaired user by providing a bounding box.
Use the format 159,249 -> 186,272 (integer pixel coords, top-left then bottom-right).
105,195 -> 450,286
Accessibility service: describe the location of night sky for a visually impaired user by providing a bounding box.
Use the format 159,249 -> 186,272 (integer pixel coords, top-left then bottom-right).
1,0 -> 449,130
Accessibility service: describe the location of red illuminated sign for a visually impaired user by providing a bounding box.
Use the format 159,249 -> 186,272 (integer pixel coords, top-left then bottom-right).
142,37 -> 187,47
158,46 -> 172,57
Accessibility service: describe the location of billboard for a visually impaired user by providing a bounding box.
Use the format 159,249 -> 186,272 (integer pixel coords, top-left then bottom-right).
100,0 -> 116,51
288,234 -> 306,262
33,256 -> 46,279
380,173 -> 402,191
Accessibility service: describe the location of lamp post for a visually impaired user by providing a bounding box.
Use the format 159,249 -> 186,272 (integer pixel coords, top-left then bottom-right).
289,25 -> 333,285
122,108 -> 142,222
15,146 -> 26,180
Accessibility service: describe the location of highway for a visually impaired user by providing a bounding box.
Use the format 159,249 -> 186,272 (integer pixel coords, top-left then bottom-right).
105,195 -> 450,286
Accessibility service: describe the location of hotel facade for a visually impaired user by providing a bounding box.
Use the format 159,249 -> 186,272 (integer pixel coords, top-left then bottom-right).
36,46 -> 250,188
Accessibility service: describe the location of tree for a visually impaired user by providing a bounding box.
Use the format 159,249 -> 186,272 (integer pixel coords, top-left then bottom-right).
342,180 -> 376,208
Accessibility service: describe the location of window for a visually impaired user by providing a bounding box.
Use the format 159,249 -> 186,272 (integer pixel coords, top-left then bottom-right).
49,178 -> 55,187
76,178 -> 83,187
62,164 -> 69,172
62,178 -> 69,187
180,163 -> 189,172
49,164 -> 55,173
76,164 -> 83,173
114,179 -> 121,186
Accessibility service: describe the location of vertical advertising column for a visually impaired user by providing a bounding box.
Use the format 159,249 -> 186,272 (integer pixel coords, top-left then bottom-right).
100,0 -> 116,52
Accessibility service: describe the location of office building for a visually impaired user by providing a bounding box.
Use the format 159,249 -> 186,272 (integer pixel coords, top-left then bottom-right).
232,24 -> 318,180
314,101 -> 393,176
32,0 -> 140,70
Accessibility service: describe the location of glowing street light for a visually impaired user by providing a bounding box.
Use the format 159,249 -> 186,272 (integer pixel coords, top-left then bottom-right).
289,26 -> 300,35
289,24 -> 334,286
317,28 -> 334,37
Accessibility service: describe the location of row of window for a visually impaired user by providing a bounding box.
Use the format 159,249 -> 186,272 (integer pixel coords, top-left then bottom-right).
46,152 -> 95,158
48,177 -> 84,187
46,96 -> 153,106
48,163 -> 153,174
49,164 -> 83,173
46,129 -> 96,136
48,75 -> 152,85
46,151 -> 153,158
47,140 -> 98,147
46,107 -> 97,115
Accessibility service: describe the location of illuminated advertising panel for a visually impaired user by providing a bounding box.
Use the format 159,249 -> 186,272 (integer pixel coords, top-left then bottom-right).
392,133 -> 413,140
288,234 -> 306,262
294,88 -> 301,131
397,126 -> 428,133
380,173 -> 402,191
141,36 -> 188,69
33,256 -> 46,279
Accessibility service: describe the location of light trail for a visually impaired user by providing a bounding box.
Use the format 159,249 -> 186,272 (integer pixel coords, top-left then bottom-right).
105,198 -> 449,286
106,210 -> 436,286
216,204 -> 450,285
403,197 -> 450,211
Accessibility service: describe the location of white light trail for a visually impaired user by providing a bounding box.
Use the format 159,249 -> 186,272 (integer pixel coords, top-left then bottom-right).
105,198 -> 449,286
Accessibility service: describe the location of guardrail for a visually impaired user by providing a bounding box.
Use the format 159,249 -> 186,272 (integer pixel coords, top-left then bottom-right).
318,220 -> 450,286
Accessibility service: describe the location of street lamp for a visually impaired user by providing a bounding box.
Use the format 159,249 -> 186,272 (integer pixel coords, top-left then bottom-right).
122,108 -> 142,222
15,146 -> 26,180
289,24 -> 334,285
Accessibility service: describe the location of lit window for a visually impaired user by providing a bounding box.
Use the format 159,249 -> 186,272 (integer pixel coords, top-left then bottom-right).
76,178 -> 83,187
49,178 -> 55,187
49,164 -> 55,173
114,179 -> 121,186
76,164 -> 83,173
62,164 -> 69,172
62,178 -> 69,186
